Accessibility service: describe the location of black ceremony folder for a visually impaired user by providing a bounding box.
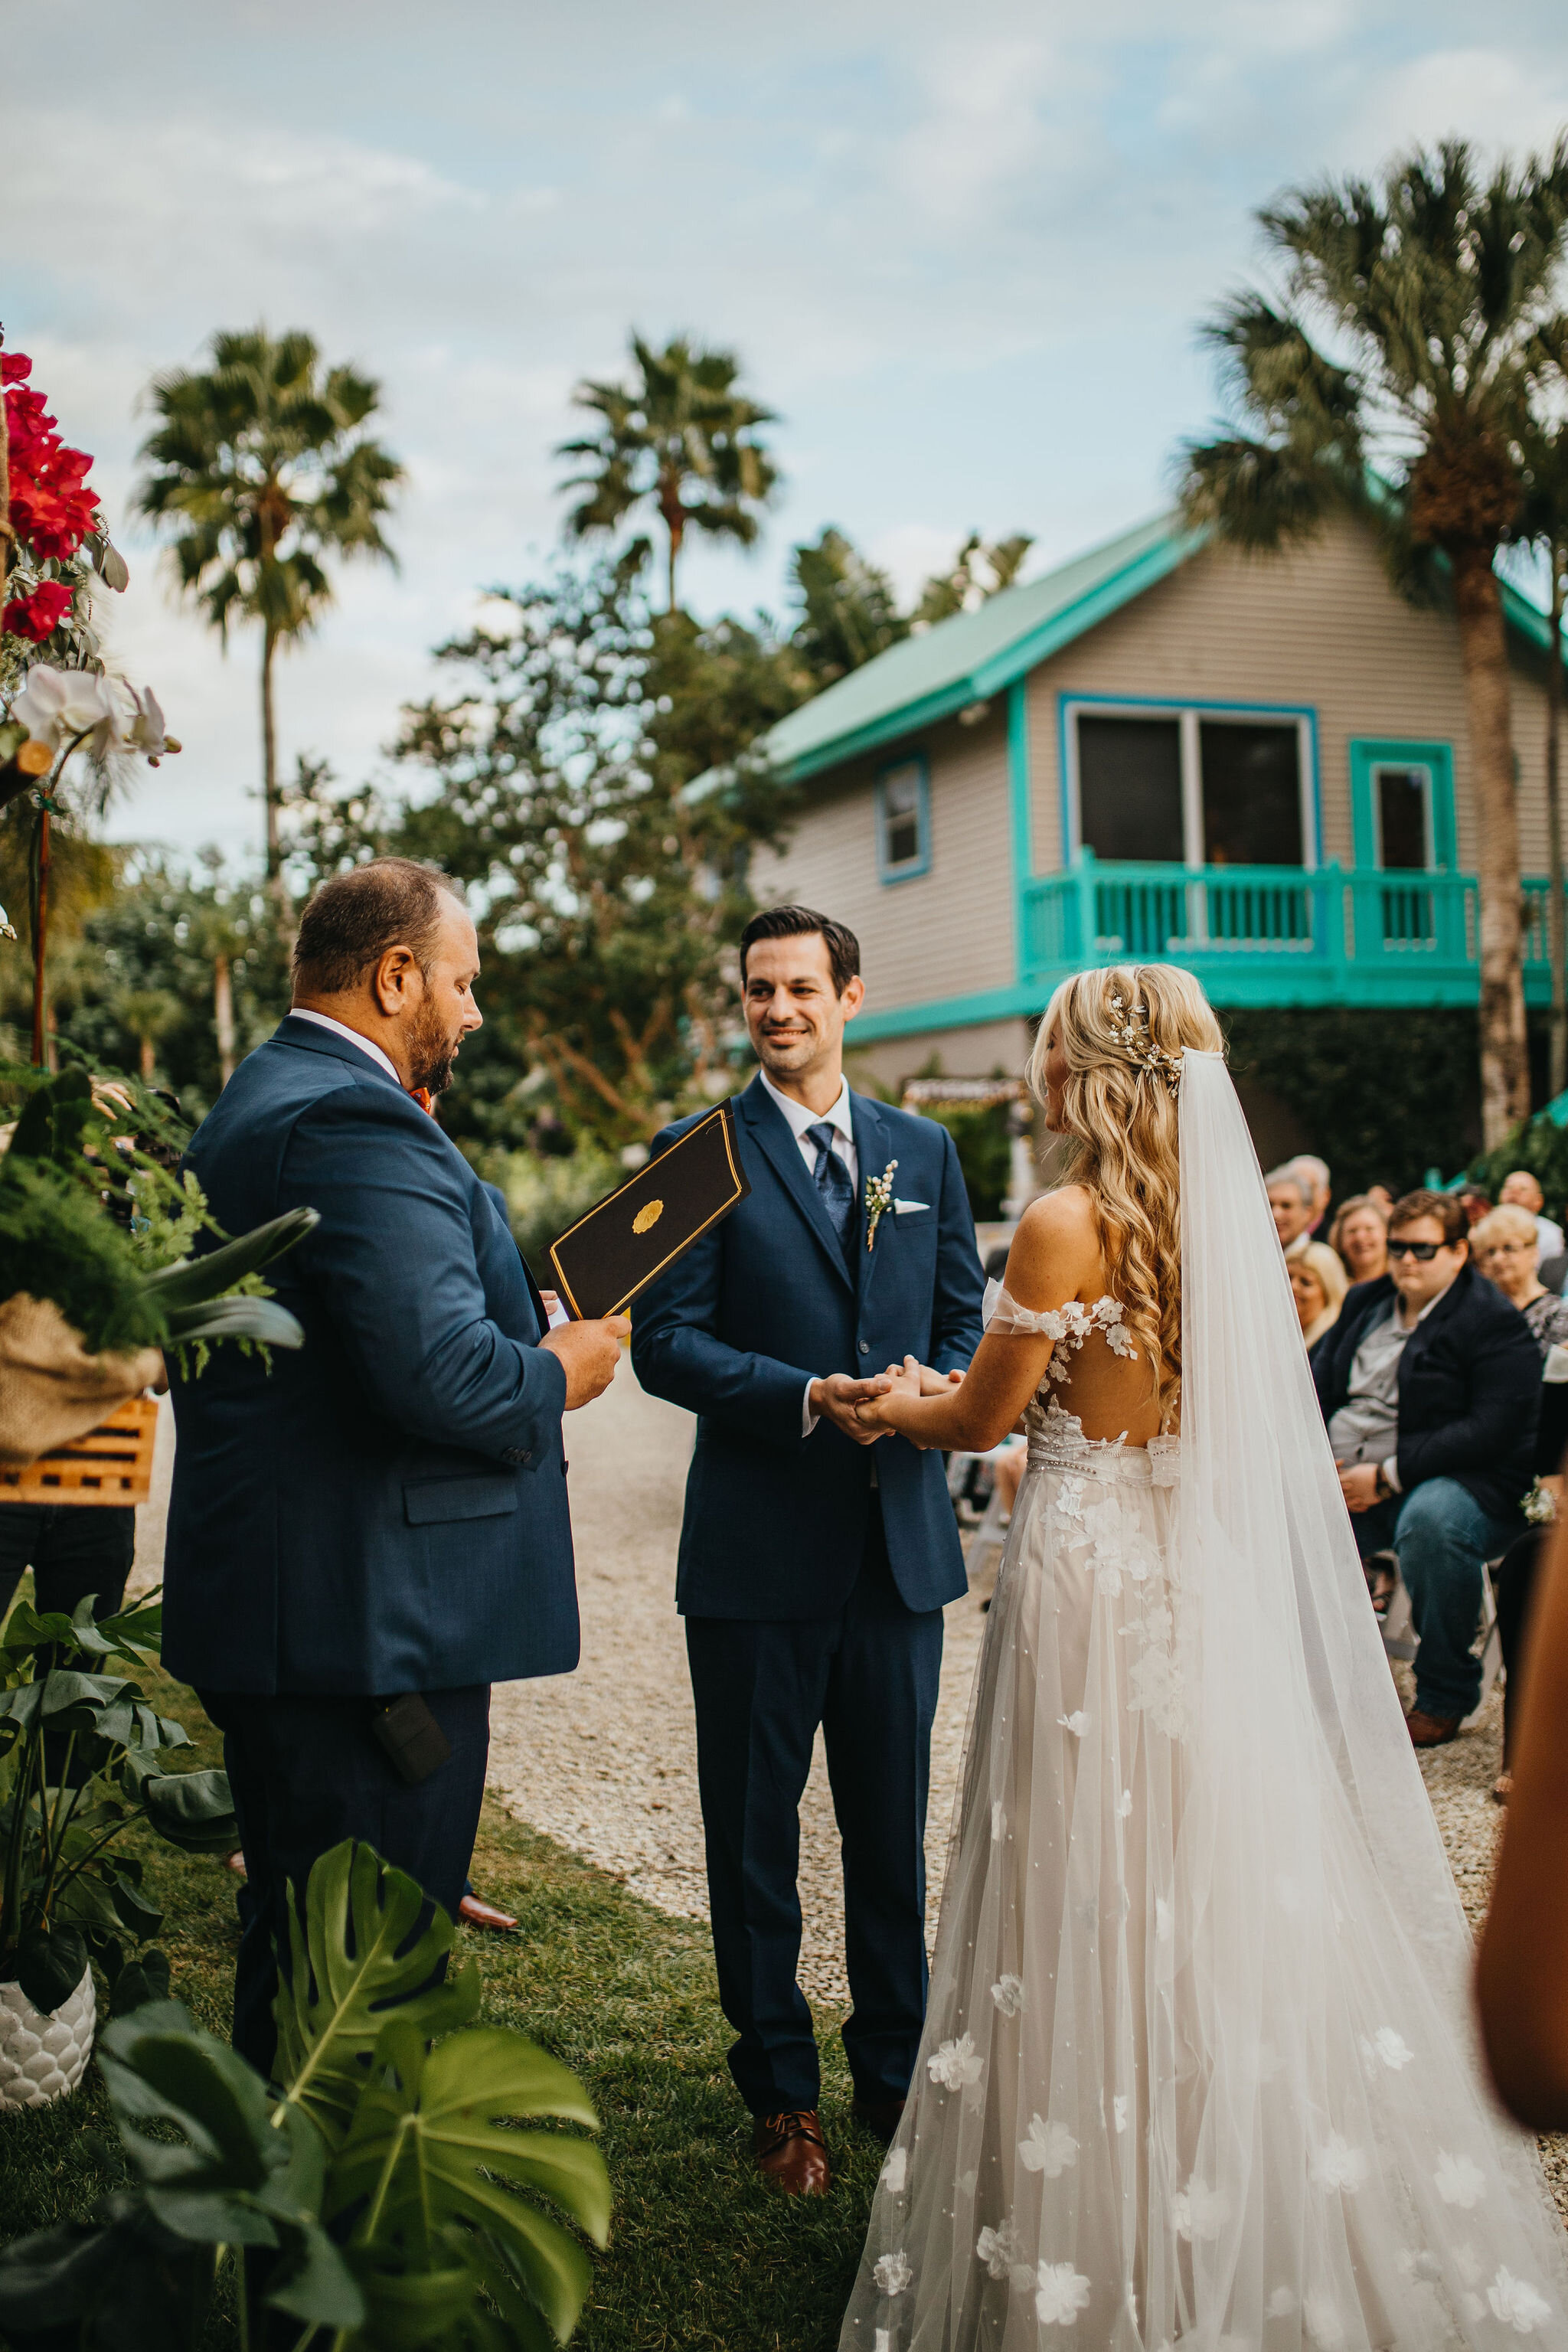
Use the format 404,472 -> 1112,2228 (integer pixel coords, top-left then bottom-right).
546,1101 -> 750,1320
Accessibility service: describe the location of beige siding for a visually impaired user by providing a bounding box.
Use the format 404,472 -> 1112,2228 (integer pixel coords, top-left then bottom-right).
1025,516 -> 1556,876
750,700 -> 1014,1011
751,514 -> 1560,1060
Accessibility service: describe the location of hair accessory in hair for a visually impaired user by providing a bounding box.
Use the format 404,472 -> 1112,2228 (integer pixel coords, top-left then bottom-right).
1106,992 -> 1183,1099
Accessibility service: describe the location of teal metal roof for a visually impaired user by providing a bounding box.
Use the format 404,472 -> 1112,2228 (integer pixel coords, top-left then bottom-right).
754,511 -> 1206,784
717,505 -> 1568,793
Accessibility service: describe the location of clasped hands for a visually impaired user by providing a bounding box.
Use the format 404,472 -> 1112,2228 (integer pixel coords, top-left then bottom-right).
811,1359 -> 960,1447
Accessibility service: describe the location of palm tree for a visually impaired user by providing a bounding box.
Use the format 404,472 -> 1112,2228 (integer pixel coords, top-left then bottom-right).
1180,139 -> 1568,1145
913,531 -> 1034,627
135,329 -> 402,896
557,334 -> 778,612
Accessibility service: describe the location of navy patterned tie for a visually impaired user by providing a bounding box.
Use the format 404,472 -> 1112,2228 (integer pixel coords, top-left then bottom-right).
806,1120 -> 856,1251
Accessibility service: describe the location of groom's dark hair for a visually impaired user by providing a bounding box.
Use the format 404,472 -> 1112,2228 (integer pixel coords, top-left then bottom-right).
292,858 -> 463,996
739,904 -> 860,997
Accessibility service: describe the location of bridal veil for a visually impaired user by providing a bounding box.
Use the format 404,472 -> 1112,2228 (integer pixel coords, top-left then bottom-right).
840,1047 -> 1568,2351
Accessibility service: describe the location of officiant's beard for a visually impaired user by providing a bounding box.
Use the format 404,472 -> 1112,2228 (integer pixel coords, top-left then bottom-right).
407,995 -> 459,1096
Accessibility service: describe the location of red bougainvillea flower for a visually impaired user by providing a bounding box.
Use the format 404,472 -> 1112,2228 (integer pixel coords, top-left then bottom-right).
2,580 -> 74,641
4,352 -> 100,564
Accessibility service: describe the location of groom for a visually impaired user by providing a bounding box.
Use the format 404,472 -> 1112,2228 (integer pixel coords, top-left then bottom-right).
633,904 -> 985,2195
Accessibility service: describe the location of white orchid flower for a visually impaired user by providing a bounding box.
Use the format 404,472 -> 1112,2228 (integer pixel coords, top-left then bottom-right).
0,904 -> 15,942
11,664 -> 122,759
122,682 -> 178,761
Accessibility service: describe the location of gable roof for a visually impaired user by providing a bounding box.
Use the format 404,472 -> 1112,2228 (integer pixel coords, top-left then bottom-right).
731,507 -> 1568,792
752,511 -> 1206,785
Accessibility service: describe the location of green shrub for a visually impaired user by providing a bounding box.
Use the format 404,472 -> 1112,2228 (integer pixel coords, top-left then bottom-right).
472,1140 -> 623,1275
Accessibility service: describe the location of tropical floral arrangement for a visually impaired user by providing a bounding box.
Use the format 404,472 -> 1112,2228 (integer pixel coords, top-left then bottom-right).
0,339 -> 178,1046
0,348 -> 129,677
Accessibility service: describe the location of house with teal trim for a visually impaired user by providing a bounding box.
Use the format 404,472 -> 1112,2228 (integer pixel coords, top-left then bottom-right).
740,510 -> 1568,1093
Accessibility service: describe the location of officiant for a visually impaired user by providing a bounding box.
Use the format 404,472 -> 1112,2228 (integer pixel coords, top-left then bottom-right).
163,858 -> 627,2073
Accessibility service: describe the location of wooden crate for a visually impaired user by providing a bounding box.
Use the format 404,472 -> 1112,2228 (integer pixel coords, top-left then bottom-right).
0,1394 -> 160,1508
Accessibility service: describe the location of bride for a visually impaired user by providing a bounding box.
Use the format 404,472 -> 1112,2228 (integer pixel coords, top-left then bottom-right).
839,965 -> 1568,2352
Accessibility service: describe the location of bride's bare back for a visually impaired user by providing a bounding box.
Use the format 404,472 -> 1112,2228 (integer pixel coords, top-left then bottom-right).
1004,1181 -> 1167,1449
859,1179 -> 1168,1454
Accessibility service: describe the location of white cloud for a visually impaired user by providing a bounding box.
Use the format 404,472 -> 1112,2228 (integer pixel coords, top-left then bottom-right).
1341,48 -> 1568,166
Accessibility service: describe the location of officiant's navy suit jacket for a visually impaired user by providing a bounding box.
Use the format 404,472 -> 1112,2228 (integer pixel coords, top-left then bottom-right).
163,1015 -> 575,1697
632,1073 -> 985,1619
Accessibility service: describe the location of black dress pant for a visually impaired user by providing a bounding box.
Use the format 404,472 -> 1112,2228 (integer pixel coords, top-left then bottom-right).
201,1684 -> 491,2079
684,1498 -> 944,2115
0,1503 -> 135,1623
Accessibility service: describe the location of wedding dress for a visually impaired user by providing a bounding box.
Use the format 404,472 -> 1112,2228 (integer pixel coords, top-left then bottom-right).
840,1050 -> 1568,2352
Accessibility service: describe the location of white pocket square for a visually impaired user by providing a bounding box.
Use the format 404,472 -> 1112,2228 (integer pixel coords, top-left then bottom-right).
893,1199 -> 930,1213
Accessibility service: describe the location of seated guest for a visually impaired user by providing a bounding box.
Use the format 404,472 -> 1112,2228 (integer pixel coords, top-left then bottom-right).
1288,1153 -> 1331,1236
1328,1194 -> 1389,1285
1266,1165 -> 1316,1260
1456,1183 -> 1492,1232
1498,1168 -> 1566,1265
1471,1204 -> 1568,1802
1291,1240 -> 1348,1349
1312,1188 -> 1540,1748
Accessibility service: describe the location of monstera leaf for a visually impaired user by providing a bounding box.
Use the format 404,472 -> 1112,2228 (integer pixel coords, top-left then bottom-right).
328,2017 -> 609,2352
95,2000 -> 362,2324
273,1841 -> 480,2148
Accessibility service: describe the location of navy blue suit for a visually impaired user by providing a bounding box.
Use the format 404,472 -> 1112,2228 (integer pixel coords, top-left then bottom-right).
633,1074 -> 985,2112
165,1016 -> 576,2070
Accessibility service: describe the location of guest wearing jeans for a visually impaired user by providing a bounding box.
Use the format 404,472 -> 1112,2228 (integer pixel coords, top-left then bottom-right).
1312,1189 -> 1540,1748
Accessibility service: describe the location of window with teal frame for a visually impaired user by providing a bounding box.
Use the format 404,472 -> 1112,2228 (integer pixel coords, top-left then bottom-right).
1348,740 -> 1456,871
876,753 -> 931,883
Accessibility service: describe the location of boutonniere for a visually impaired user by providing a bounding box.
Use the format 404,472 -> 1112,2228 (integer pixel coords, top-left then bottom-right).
864,1159 -> 898,1251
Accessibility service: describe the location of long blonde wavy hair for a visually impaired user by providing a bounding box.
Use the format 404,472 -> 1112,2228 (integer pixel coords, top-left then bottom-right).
1025,963 -> 1225,1419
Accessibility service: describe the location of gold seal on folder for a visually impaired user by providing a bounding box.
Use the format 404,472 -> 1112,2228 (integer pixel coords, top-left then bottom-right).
546,1102 -> 750,1320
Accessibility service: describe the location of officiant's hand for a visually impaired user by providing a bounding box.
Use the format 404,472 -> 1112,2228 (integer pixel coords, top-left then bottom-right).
542,1315 -> 630,1409
811,1371 -> 893,1445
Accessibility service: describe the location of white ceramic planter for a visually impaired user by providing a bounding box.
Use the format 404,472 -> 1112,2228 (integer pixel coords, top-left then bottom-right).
0,1965 -> 96,2110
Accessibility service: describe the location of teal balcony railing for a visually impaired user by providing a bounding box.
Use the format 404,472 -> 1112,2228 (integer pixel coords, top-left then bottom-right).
1021,855 -> 1566,1008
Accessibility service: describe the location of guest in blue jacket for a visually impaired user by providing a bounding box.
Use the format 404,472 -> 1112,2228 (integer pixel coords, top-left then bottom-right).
633,905 -> 986,2197
1312,1187 -> 1539,1749
165,859 -> 626,2073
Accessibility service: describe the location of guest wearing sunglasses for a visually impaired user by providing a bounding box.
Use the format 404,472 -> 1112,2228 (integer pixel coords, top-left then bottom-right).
1312,1189 -> 1540,1748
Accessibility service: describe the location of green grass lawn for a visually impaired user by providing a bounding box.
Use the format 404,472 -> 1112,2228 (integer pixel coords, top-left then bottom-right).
0,1668 -> 882,2351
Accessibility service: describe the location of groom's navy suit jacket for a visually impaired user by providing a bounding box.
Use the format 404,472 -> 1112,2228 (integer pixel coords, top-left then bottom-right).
632,1075 -> 986,1619
162,1016 -> 576,1698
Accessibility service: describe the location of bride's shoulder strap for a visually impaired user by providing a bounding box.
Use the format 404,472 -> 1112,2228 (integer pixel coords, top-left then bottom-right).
983,1277 -> 1085,1338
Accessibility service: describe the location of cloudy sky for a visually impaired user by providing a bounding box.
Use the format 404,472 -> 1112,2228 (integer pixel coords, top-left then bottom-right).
13,0 -> 1568,863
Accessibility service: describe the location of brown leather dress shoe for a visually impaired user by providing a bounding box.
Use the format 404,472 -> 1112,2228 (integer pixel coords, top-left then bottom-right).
752,2109 -> 831,2195
851,2095 -> 906,2145
1406,1707 -> 1462,1748
458,1892 -> 519,1932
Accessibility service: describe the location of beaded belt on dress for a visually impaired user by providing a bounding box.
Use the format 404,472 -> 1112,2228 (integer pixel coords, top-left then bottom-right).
1027,1416 -> 1182,1487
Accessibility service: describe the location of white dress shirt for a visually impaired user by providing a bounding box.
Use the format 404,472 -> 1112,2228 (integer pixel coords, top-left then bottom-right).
289,1008 -> 402,1087
756,1068 -> 862,1439
757,1065 -> 858,1191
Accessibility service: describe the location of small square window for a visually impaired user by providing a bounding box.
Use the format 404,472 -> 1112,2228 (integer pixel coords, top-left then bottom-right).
878,759 -> 929,879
